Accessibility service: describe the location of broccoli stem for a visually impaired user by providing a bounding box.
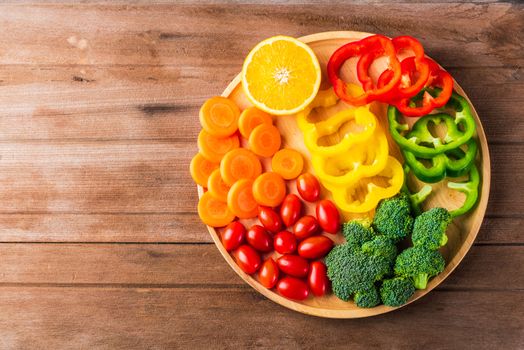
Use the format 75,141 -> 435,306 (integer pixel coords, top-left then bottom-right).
413,273 -> 429,289
440,234 -> 448,247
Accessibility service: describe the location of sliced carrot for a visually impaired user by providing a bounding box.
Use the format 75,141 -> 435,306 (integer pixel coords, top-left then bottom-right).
227,179 -> 259,219
199,96 -> 240,137
220,148 -> 262,186
198,192 -> 235,227
252,172 -> 286,207
271,148 -> 304,180
198,130 -> 239,163
238,107 -> 273,139
207,169 -> 230,202
190,153 -> 219,187
249,124 -> 281,158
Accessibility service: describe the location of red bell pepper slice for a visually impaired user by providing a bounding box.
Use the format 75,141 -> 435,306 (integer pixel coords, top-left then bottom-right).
327,34 -> 401,106
358,35 -> 430,102
394,58 -> 454,117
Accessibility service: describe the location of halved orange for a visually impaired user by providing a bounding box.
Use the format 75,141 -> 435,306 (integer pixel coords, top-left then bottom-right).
241,36 -> 321,115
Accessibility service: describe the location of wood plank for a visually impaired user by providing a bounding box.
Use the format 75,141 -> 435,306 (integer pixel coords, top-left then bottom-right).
0,244 -> 520,291
0,66 -> 521,143
0,3 -> 521,68
0,287 -> 520,349
0,213 -> 518,244
0,142 -> 517,215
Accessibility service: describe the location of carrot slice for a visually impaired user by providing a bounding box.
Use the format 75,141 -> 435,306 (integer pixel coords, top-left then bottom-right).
227,179 -> 259,219
238,107 -> 273,139
199,96 -> 240,137
271,148 -> 304,180
198,192 -> 235,227
198,130 -> 239,163
190,153 -> 219,187
207,169 -> 230,202
249,124 -> 281,157
220,148 -> 262,186
252,172 -> 286,207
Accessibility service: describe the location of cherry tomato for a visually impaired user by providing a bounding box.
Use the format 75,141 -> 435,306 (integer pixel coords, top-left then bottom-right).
316,199 -> 340,234
246,225 -> 273,252
258,206 -> 283,233
293,215 -> 320,240
296,173 -> 320,202
258,258 -> 279,289
233,245 -> 261,274
280,194 -> 302,227
221,221 -> 246,252
277,277 -> 309,300
277,255 -> 309,278
308,261 -> 330,297
298,236 -> 334,259
274,230 -> 297,254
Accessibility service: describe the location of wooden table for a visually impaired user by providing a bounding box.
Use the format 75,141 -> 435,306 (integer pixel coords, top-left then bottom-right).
0,2 -> 522,348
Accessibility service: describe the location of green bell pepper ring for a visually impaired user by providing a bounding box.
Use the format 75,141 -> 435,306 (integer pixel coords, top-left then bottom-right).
448,163 -> 480,218
402,138 -> 478,183
388,90 -> 476,158
402,165 -> 432,215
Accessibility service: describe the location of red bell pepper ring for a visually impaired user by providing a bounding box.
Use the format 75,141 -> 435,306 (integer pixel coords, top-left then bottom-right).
394,58 -> 454,117
358,35 -> 430,102
327,34 -> 401,106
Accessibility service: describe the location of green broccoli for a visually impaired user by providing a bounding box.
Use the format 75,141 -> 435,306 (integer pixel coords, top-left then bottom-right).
325,242 -> 391,304
394,246 -> 445,289
380,277 -> 416,307
412,207 -> 452,250
342,219 -> 375,247
361,236 -> 397,264
373,194 -> 414,242
354,287 -> 381,308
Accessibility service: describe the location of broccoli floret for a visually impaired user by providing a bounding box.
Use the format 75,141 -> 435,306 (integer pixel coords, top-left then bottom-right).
361,236 -> 397,264
354,286 -> 381,308
394,246 -> 445,289
373,194 -> 414,242
325,243 -> 391,304
380,277 -> 416,307
412,207 -> 452,250
342,219 -> 375,247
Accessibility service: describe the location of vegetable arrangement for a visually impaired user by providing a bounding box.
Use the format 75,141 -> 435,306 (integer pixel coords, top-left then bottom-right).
189,33 -> 482,309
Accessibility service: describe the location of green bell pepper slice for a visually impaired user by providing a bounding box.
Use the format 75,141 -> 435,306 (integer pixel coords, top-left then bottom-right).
402,165 -> 432,215
388,89 -> 476,158
402,138 -> 478,183
448,163 -> 480,218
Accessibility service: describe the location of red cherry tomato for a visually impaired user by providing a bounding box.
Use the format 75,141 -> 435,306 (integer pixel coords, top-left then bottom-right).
233,245 -> 261,274
316,199 -> 340,234
277,255 -> 309,278
293,215 -> 320,240
221,221 -> 246,252
258,206 -> 283,233
258,258 -> 279,289
298,236 -> 334,260
274,231 -> 297,254
296,173 -> 320,202
308,261 -> 330,297
280,194 -> 302,227
246,225 -> 273,252
277,277 -> 309,300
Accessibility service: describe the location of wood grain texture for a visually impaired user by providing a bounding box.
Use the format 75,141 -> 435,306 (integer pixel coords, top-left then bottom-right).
0,0 -> 521,347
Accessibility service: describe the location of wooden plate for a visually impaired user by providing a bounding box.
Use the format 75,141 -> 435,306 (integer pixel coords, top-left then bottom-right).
197,31 -> 491,318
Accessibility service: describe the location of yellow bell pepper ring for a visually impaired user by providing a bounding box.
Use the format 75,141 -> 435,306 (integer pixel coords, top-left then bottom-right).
331,156 -> 404,213
303,106 -> 377,157
296,88 -> 339,132
312,128 -> 389,189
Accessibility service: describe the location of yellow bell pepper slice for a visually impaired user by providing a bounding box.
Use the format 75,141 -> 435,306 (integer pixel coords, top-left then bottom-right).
302,106 -> 377,157
331,156 -> 404,213
312,126 -> 389,189
296,88 -> 339,132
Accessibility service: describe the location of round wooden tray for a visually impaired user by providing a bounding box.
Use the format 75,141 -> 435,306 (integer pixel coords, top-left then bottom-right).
197,31 -> 491,318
